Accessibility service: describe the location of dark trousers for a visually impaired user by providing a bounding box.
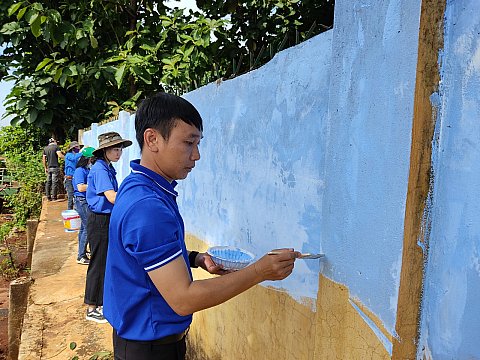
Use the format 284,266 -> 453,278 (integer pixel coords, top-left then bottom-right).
84,211 -> 110,306
45,167 -> 60,199
113,331 -> 186,360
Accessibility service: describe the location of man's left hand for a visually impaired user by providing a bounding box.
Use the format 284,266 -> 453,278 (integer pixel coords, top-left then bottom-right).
196,252 -> 231,275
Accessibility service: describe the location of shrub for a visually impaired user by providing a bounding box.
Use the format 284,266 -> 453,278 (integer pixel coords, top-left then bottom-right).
0,125 -> 46,226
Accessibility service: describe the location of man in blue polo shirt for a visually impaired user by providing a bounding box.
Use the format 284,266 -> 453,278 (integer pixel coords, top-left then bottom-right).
104,92 -> 300,360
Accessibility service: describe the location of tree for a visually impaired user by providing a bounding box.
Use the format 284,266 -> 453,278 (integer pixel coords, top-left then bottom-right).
0,0 -> 226,139
196,0 -> 334,76
0,0 -> 333,138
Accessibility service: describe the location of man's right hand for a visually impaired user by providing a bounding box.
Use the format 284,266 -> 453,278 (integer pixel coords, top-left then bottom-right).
253,248 -> 301,281
149,248 -> 300,316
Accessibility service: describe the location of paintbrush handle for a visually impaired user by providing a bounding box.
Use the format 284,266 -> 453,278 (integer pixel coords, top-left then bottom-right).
268,251 -> 289,255
267,251 -> 324,259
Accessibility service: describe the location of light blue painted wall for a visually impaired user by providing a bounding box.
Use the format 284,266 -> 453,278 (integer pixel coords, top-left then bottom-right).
418,1 -> 480,359
321,0 -> 421,336
180,32 -> 332,301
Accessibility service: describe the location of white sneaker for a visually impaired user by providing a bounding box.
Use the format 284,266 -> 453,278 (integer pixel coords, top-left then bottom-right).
86,308 -> 107,324
76,257 -> 90,265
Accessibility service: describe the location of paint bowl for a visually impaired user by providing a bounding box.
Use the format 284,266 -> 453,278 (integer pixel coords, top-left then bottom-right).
207,246 -> 255,271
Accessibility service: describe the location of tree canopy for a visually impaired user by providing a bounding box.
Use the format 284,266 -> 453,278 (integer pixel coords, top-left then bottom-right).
0,0 -> 333,139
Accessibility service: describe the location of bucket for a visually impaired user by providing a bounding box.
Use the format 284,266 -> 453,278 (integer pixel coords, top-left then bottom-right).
61,210 -> 81,232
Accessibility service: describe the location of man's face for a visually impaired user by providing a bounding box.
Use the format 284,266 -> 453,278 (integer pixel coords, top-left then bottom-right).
155,119 -> 201,182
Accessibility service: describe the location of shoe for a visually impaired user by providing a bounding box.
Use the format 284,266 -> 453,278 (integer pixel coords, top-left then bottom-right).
85,251 -> 91,259
97,306 -> 103,315
86,308 -> 108,324
76,257 -> 90,265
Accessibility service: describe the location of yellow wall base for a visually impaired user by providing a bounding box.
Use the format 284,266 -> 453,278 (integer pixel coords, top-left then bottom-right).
186,235 -> 392,360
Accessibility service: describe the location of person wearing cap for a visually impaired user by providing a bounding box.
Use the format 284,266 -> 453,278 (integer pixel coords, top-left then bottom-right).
84,132 -> 132,323
72,146 -> 96,265
42,138 -> 65,201
103,92 -> 299,359
64,141 -> 83,210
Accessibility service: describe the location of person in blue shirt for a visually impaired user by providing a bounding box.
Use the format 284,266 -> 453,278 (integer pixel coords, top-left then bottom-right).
85,132 -> 132,324
72,146 -> 95,265
104,92 -> 300,360
64,141 -> 83,210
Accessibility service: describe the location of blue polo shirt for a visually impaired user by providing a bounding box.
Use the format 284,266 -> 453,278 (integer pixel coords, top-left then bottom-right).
86,159 -> 118,214
73,167 -> 89,197
64,152 -> 82,176
104,160 -> 192,341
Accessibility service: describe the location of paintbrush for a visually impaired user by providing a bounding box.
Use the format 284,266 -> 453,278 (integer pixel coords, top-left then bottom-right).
267,251 -> 325,259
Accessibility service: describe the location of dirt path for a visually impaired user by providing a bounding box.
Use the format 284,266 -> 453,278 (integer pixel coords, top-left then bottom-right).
18,199 -> 111,360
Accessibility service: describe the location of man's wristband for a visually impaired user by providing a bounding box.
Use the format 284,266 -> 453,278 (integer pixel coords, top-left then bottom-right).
188,251 -> 199,268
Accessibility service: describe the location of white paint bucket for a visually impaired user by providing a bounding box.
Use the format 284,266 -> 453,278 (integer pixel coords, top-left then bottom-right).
61,210 -> 81,232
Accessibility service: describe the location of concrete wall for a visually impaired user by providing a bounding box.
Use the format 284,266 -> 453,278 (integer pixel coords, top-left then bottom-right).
321,0 -> 421,338
418,1 -> 480,359
80,0 -> 480,358
181,31 -> 332,302
182,32 -> 334,360
180,0 -> 422,358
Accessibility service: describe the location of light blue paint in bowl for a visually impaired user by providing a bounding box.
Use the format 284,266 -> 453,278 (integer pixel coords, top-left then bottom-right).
207,246 -> 255,271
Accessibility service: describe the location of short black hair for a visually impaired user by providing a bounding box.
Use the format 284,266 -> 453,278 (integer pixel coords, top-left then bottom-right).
135,92 -> 203,151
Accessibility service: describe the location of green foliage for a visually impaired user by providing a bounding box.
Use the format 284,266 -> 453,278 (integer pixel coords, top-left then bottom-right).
0,222 -> 13,244
88,352 -> 113,360
0,250 -> 19,280
69,341 -> 113,360
0,125 -> 46,225
0,0 -> 333,137
195,0 -> 334,76
0,0 -> 228,136
0,222 -> 20,280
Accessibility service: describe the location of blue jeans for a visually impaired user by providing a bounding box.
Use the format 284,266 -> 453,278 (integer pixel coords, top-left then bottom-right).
64,178 -> 74,210
74,196 -> 89,260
